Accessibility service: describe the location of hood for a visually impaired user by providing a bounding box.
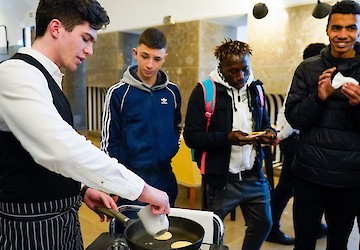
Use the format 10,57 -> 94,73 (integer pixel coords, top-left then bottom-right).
321,42 -> 360,75
120,65 -> 169,92
208,67 -> 254,93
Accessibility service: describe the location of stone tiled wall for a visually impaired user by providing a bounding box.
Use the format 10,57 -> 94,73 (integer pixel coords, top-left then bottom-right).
158,21 -> 200,121
85,32 -> 138,88
62,64 -> 87,130
62,32 -> 137,129
198,21 -> 237,81
249,3 -> 330,95
159,21 -> 237,122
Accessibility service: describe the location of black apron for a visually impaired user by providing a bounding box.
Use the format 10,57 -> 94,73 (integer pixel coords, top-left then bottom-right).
0,53 -> 83,250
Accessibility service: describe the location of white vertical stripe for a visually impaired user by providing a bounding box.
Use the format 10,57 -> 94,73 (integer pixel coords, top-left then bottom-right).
20,220 -> 24,249
30,203 -> 34,214
26,222 -> 30,248
100,83 -> 127,153
2,218 -> 8,248
165,85 -> 178,109
44,219 -> 49,249
96,87 -> 101,131
55,215 -> 59,249
39,221 -> 44,250
50,219 -> 55,249
88,87 -> 92,131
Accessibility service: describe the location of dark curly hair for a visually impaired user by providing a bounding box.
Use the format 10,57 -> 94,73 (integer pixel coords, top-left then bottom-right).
303,43 -> 326,60
35,0 -> 109,37
327,0 -> 360,26
214,38 -> 252,62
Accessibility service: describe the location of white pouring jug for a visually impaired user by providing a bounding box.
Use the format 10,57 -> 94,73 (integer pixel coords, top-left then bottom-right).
137,204 -> 169,236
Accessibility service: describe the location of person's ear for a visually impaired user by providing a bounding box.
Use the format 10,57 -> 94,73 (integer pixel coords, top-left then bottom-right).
132,47 -> 138,57
164,52 -> 168,61
48,19 -> 62,38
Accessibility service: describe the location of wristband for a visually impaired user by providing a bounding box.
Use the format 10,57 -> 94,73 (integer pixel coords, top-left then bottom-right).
80,185 -> 90,200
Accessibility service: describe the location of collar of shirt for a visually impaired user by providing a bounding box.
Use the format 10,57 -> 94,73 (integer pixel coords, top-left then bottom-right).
18,47 -> 64,89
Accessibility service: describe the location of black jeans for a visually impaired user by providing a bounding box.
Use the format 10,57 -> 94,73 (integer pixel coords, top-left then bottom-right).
293,177 -> 360,250
203,171 -> 272,250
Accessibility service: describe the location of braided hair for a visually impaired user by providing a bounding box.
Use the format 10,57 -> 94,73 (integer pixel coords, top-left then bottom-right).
214,38 -> 252,62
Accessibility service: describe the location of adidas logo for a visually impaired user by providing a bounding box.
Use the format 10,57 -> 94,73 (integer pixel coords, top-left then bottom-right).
161,98 -> 168,105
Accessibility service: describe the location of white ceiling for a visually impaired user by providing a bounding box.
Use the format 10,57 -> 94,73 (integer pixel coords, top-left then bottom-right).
7,0 -> 335,27
0,0 -> 338,45
202,0 -> 336,27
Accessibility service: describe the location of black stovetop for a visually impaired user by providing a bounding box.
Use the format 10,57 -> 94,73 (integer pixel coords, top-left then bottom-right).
86,233 -> 229,250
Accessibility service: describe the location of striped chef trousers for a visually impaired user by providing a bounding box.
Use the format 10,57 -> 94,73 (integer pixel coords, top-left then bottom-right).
0,195 -> 83,250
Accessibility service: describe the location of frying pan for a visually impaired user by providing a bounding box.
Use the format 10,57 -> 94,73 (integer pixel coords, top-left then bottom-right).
95,206 -> 204,250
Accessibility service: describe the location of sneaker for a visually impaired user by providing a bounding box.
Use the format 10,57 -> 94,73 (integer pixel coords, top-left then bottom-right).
317,223 -> 327,239
266,230 -> 295,245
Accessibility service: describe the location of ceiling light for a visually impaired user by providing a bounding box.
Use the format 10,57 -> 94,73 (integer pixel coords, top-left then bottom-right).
253,3 -> 268,19
312,0 -> 331,19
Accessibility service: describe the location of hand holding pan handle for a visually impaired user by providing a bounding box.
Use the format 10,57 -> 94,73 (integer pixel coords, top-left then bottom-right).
94,205 -> 130,227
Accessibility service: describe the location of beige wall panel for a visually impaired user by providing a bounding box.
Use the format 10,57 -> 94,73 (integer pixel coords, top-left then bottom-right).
249,3 -> 330,94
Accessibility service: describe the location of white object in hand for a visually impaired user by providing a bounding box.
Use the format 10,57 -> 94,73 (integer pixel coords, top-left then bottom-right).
332,72 -> 359,89
137,204 -> 169,236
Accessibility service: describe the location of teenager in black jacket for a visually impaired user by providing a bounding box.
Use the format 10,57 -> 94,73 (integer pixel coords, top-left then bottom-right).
286,1 -> 360,249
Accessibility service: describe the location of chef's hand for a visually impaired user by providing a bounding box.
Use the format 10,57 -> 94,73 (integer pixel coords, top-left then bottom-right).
318,67 -> 336,101
259,129 -> 277,145
274,137 -> 281,146
342,83 -> 360,105
83,188 -> 118,222
229,130 -> 257,146
110,194 -> 119,203
137,183 -> 170,215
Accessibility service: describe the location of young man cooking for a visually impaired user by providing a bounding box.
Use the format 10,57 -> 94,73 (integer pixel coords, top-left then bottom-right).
0,0 -> 169,249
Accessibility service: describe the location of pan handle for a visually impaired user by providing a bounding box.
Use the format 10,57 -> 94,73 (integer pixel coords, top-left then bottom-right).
94,206 -> 130,227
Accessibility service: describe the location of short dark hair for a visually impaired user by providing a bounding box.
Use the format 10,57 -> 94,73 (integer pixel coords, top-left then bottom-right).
303,43 -> 326,60
327,0 -> 360,26
214,38 -> 252,62
35,0 -> 109,37
138,28 -> 167,49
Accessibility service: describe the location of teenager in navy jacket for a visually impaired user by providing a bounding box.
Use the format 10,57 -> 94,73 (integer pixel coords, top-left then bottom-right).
101,28 -> 182,211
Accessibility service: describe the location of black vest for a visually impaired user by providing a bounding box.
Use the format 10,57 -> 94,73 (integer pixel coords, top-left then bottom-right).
0,53 -> 80,202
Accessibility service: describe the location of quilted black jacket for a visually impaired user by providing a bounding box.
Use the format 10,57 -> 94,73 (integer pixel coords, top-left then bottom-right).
285,43 -> 360,188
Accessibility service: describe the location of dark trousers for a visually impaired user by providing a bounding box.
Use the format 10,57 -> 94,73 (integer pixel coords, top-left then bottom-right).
270,135 -> 297,231
293,177 -> 360,250
203,171 -> 272,250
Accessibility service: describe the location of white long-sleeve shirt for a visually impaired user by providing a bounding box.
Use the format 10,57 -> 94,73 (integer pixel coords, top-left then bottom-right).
276,84 -> 299,141
276,105 -> 298,140
0,47 -> 144,200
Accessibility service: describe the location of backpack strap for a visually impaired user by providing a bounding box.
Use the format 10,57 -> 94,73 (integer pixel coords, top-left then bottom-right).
256,84 -> 265,108
198,78 -> 216,174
